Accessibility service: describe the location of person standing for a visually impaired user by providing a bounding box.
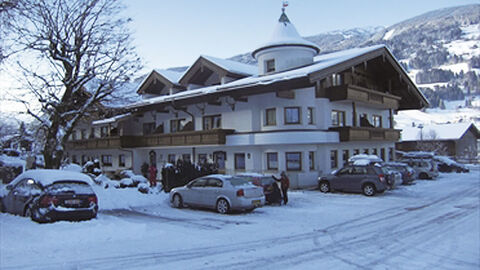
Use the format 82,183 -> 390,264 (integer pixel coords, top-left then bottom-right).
149,164 -> 157,187
273,171 -> 290,205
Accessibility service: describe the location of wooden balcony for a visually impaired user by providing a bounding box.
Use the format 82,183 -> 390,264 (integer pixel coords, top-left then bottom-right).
318,84 -> 401,109
329,126 -> 401,142
120,129 -> 235,148
66,137 -> 121,150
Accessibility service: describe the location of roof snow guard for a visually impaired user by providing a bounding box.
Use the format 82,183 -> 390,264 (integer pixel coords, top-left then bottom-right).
252,11 -> 320,59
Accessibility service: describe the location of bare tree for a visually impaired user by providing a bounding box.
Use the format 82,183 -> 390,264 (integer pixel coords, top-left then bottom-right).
0,0 -> 19,62
416,130 -> 449,155
5,0 -> 141,168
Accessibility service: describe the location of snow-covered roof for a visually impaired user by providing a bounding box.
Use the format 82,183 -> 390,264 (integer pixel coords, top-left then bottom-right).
92,113 -> 132,126
9,169 -> 93,187
201,55 -> 257,76
252,11 -> 320,58
400,122 -> 478,141
153,69 -> 184,84
127,45 -> 387,110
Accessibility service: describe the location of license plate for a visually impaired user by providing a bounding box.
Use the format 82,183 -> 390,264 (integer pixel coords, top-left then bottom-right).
65,199 -> 81,205
252,200 -> 261,207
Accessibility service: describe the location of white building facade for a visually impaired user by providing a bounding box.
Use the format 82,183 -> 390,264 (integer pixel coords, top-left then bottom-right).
65,11 -> 428,188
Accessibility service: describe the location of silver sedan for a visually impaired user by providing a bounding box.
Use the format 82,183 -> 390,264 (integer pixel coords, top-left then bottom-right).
169,174 -> 265,214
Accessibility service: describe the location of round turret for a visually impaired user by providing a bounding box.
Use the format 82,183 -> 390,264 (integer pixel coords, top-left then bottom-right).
252,11 -> 320,75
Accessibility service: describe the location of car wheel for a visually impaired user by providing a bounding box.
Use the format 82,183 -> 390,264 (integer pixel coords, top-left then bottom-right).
362,184 -> 376,196
216,198 -> 230,214
319,181 -> 330,193
172,194 -> 183,208
419,172 -> 429,180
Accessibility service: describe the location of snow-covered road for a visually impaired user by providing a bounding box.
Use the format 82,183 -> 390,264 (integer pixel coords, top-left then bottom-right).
1,170 -> 479,270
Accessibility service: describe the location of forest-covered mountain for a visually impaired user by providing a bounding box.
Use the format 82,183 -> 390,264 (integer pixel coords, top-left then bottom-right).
230,4 -> 480,108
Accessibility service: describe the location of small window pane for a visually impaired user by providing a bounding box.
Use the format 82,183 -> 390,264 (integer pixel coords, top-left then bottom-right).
285,107 -> 300,124
286,152 -> 301,171
235,153 -> 246,170
267,152 -> 278,170
266,108 -> 276,126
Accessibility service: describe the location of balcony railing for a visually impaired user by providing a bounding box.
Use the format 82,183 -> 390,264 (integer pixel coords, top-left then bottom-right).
329,126 -> 401,142
66,137 -> 121,150
121,129 -> 235,148
318,84 -> 401,109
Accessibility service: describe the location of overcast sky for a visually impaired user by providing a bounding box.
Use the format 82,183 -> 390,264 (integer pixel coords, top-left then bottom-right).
124,0 -> 479,71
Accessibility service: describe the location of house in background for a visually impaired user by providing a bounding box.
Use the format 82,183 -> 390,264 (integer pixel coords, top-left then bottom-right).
65,10 -> 428,188
396,122 -> 480,161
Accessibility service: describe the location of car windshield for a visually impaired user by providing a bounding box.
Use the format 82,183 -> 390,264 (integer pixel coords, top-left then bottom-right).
45,181 -> 94,194
228,177 -> 252,186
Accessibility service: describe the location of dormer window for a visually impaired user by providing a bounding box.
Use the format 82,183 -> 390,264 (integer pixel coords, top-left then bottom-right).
265,59 -> 275,73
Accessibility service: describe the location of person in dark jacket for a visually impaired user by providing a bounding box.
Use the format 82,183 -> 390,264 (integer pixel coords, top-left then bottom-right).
273,171 -> 290,205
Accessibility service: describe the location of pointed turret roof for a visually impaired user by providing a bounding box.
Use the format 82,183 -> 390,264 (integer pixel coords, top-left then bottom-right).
252,11 -> 320,59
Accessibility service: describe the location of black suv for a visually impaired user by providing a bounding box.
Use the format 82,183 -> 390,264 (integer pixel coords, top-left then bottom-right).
318,163 -> 389,196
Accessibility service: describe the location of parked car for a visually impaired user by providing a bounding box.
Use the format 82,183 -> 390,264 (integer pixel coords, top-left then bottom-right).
383,162 -> 415,185
235,173 -> 281,204
0,169 -> 98,223
169,174 -> 265,214
399,152 -> 439,180
318,161 -> 389,196
347,154 -> 398,188
433,156 -> 469,173
118,170 -> 148,188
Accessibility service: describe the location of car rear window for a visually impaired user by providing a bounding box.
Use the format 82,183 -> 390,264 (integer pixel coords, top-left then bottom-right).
46,181 -> 94,194
228,177 -> 252,186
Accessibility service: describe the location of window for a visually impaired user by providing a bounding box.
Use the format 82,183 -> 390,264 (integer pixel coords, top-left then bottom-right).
171,119 -> 186,133
71,131 -> 77,140
372,148 -> 378,156
213,151 -> 226,169
81,129 -> 87,140
284,107 -> 301,125
332,73 -> 342,86
234,153 -> 246,170
168,154 -> 176,164
203,115 -> 221,130
363,149 -> 369,154
307,107 -> 314,125
119,154 -> 125,167
354,149 -> 360,155
381,148 -> 386,161
389,147 -> 394,161
72,155 -> 78,164
82,155 -> 88,165
342,150 -> 349,166
331,110 -> 346,126
143,122 -> 156,135
372,115 -> 382,128
265,108 -> 276,126
182,154 -> 191,162
101,155 -> 112,166
330,150 -> 338,169
267,152 -> 278,170
90,128 -> 95,138
100,126 -> 108,137
265,59 -> 275,73
309,151 -> 315,170
198,154 -> 207,164
286,152 -> 302,171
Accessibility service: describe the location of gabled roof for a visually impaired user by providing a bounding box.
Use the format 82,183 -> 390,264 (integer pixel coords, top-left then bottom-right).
252,11 -> 320,58
136,69 -> 185,95
178,55 -> 257,86
127,45 -> 428,112
400,122 -> 480,141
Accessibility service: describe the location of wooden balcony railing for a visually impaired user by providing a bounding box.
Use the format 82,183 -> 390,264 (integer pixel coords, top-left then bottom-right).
318,84 -> 401,109
65,137 -> 121,150
329,126 -> 401,142
120,129 -> 235,148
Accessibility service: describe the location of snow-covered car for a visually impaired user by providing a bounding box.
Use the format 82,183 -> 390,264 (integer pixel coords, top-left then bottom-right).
0,169 -> 98,223
347,154 -> 397,188
383,162 -> 415,185
235,173 -> 281,204
117,170 -> 148,188
434,156 -> 469,173
399,152 -> 439,180
170,174 -> 265,214
318,161 -> 389,196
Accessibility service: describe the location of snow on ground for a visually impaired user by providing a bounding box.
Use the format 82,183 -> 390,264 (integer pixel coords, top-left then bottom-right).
1,169 -> 479,270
